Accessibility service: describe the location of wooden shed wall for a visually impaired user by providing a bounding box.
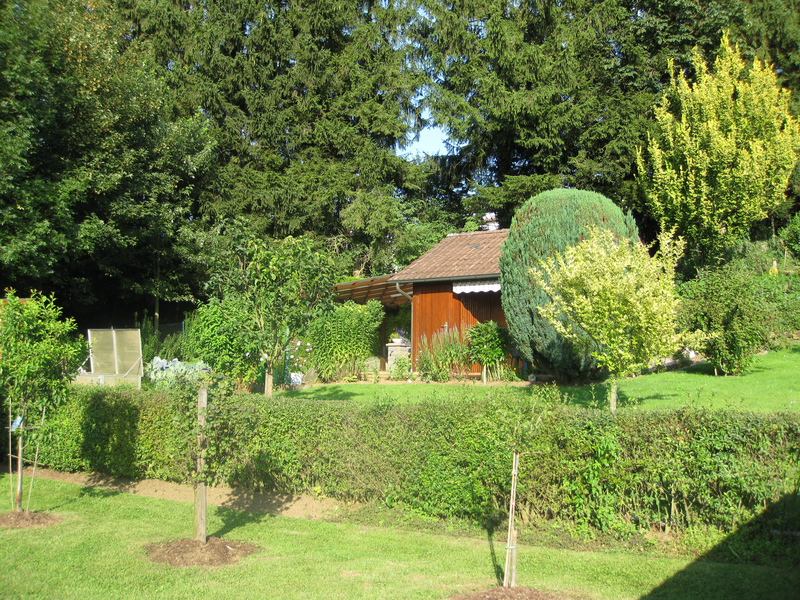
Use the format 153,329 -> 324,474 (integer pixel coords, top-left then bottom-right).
411,281 -> 505,374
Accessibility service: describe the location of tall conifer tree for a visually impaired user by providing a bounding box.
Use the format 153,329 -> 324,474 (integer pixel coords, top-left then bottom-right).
120,0 -> 426,255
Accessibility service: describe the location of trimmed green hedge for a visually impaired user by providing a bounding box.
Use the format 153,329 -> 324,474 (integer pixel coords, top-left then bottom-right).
37,386 -> 800,534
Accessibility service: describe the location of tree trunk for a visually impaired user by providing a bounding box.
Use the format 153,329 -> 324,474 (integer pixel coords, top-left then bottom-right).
7,403 -> 12,511
482,364 -> 487,385
265,371 -> 273,397
154,256 -> 161,335
609,378 -> 618,414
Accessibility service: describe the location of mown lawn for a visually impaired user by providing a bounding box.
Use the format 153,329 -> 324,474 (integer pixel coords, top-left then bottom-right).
1,476 -> 797,600
276,345 -> 800,412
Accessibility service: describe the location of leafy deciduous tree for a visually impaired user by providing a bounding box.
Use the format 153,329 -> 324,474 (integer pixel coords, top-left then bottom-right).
532,228 -> 684,411
677,264 -> 769,376
0,0 -> 216,315
0,290 -> 85,511
197,235 -> 338,397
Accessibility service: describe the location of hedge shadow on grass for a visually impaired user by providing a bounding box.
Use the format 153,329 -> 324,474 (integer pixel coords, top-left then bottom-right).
558,383 -> 646,410
277,385 -> 361,401
640,492 -> 800,600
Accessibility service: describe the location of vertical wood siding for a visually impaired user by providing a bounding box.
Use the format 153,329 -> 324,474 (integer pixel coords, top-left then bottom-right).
412,283 -> 507,375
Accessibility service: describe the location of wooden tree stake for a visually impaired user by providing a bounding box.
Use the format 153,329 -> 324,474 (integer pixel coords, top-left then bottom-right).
503,451 -> 520,587
193,387 -> 208,543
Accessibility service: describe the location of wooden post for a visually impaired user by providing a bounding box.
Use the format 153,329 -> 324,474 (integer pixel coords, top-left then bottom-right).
193,387 -> 207,543
379,313 -> 387,372
15,434 -> 23,512
503,451 -> 520,587
510,528 -> 518,587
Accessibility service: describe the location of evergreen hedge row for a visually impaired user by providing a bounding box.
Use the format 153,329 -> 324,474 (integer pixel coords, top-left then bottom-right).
37,386 -> 800,534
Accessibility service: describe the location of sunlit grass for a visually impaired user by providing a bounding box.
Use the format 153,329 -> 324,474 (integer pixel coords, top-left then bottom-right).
1,476 -> 798,599
276,345 -> 800,412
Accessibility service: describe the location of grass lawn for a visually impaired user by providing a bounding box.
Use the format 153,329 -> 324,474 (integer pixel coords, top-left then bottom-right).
1,476 -> 798,600
570,345 -> 800,412
276,345 -> 800,412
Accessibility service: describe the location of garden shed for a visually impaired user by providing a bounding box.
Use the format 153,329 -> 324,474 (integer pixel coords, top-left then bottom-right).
336,229 -> 508,373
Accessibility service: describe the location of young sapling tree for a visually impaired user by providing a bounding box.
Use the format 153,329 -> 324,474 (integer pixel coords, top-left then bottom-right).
532,228 -> 684,412
483,385 -> 561,587
0,290 -> 85,511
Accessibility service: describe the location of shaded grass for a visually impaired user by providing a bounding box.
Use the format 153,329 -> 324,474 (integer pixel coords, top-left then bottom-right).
276,380 -> 489,403
1,476 -> 798,599
276,347 -> 800,412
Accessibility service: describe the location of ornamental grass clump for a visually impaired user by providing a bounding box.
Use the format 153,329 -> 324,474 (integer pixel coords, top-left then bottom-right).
416,328 -> 470,382
467,321 -> 511,384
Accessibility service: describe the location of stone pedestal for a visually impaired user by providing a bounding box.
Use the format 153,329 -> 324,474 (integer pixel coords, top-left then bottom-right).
386,340 -> 410,369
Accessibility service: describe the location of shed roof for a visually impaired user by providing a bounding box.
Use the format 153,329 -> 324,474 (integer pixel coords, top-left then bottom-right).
388,229 -> 508,284
335,274 -> 412,307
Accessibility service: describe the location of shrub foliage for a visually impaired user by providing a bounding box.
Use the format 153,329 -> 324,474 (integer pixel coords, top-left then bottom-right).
40,385 -> 800,536
308,300 -> 383,382
466,321 -> 511,382
676,265 -> 800,375
499,188 -> 639,382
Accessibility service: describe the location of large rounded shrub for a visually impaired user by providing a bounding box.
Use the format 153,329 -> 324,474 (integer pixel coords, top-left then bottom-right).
499,189 -> 638,382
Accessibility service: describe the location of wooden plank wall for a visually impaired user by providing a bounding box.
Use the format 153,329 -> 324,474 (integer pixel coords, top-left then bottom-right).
411,282 -> 506,374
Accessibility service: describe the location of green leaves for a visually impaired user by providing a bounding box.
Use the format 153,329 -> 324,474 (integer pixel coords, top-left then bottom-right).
0,290 -> 86,417
466,321 -> 511,381
124,0 -> 425,256
638,33 -> 800,262
417,0 -> 686,222
532,227 -> 684,380
191,232 -> 339,394
308,300 -> 384,382
499,188 -> 640,382
0,0 -> 217,310
677,265 -> 771,376
37,386 -> 800,537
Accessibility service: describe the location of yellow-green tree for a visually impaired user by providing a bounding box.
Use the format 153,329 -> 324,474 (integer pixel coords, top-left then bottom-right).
532,228 -> 684,412
637,33 -> 800,261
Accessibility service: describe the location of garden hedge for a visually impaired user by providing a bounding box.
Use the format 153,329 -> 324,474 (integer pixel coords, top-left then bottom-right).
35,385 -> 800,535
